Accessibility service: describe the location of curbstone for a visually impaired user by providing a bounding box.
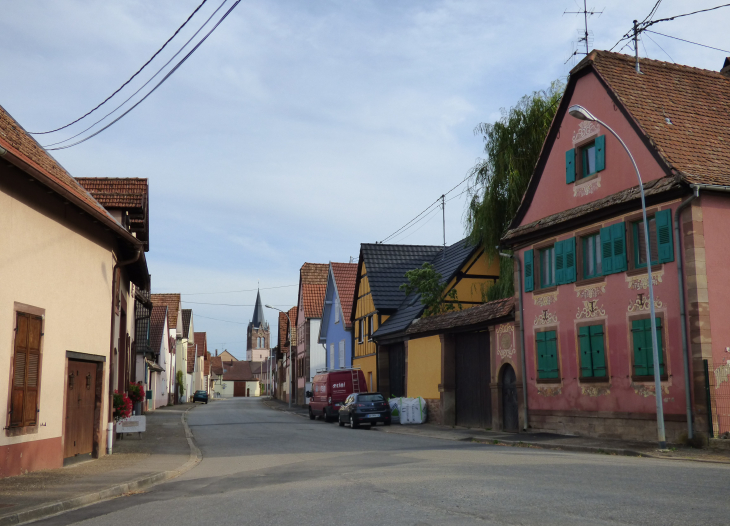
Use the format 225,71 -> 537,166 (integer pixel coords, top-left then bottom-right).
0,406 -> 202,526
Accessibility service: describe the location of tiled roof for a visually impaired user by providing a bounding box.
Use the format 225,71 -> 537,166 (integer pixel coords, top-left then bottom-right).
182,309 -> 193,339
406,297 -> 515,335
374,238 -> 480,339
204,351 -> 211,376
583,51 -> 730,186
331,263 -> 358,330
75,177 -> 148,209
0,105 -> 139,246
222,360 -> 255,382
360,244 -> 443,312
301,263 -> 329,285
503,176 -> 681,242
194,332 -> 207,360
151,294 -> 181,330
149,305 -> 168,355
187,343 -> 197,374
301,283 -> 327,318
250,362 -> 262,375
211,356 -> 223,376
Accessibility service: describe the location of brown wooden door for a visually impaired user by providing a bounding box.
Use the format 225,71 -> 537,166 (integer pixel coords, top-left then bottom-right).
455,331 -> 491,428
65,361 -> 98,458
233,382 -> 246,397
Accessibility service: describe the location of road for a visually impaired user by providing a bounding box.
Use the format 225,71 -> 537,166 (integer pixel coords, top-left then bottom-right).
37,398 -> 730,526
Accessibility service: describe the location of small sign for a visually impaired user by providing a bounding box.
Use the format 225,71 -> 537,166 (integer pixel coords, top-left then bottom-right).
117,415 -> 146,433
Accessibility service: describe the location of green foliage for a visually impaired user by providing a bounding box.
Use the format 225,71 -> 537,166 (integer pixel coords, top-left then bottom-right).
176,370 -> 185,395
400,263 -> 462,316
465,80 -> 565,299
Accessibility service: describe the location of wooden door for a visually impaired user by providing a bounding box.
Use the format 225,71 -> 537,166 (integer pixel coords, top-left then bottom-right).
388,343 -> 406,397
234,382 -> 246,397
455,331 -> 491,428
501,364 -> 519,432
65,361 -> 98,458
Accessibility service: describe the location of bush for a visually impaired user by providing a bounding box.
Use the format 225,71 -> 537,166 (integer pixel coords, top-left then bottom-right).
127,382 -> 145,404
113,390 -> 133,421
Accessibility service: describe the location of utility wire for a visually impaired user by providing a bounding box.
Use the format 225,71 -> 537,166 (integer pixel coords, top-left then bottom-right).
644,32 -> 675,62
182,284 -> 297,296
30,0 -> 209,135
194,314 -> 247,325
642,3 -> 730,30
182,301 -> 291,306
45,0 -> 240,150
646,30 -> 730,54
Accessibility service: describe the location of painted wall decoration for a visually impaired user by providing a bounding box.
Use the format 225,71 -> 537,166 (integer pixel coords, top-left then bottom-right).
576,300 -> 606,319
534,309 -> 558,326
575,284 -> 605,299
533,291 -> 558,306
627,271 -> 663,290
627,293 -> 664,312
572,121 -> 600,146
496,323 -> 516,360
581,385 -> 610,397
574,176 -> 601,197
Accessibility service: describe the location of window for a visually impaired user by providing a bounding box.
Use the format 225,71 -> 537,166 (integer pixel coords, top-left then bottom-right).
335,297 -> 340,324
581,141 -> 597,178
582,233 -> 602,279
539,246 -> 556,288
633,218 -> 659,268
599,222 -> 627,275
536,330 -> 559,380
329,343 -> 335,369
358,319 -> 364,343
566,135 -> 605,184
9,312 -> 43,428
339,340 -> 345,368
631,317 -> 665,378
578,324 -> 607,378
368,316 -> 374,340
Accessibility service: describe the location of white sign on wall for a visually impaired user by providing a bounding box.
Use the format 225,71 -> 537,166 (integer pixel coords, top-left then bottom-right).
117,415 -> 146,433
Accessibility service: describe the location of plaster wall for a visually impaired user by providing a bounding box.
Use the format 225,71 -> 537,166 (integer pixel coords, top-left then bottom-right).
702,194 -> 730,366
353,354 -> 377,393
407,336 -> 441,399
323,283 -> 352,370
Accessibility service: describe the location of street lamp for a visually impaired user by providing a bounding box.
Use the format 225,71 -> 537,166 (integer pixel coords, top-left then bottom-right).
568,104 -> 666,449
265,305 -> 293,409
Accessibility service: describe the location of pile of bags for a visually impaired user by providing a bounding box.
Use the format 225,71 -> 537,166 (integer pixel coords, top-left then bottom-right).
388,397 -> 427,424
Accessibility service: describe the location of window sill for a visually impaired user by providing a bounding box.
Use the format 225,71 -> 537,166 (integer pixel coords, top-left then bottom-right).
579,376 -> 610,383
533,286 -> 558,295
5,425 -> 39,438
631,375 -> 668,382
575,172 -> 600,184
536,377 -> 561,384
626,264 -> 662,277
575,276 -> 606,287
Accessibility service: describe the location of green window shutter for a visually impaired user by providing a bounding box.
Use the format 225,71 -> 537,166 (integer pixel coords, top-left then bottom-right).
600,226 -> 614,275
524,249 -> 534,292
611,222 -> 627,272
564,237 -> 576,284
578,326 -> 593,378
555,240 -> 565,285
595,135 -> 606,172
545,331 -> 559,379
646,317 -> 665,376
536,331 -> 546,378
655,210 -> 674,263
632,319 -> 649,376
589,325 -> 607,377
566,148 -> 576,184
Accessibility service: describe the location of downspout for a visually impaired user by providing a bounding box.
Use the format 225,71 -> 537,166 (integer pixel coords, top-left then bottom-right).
499,250 -> 529,431
107,247 -> 142,455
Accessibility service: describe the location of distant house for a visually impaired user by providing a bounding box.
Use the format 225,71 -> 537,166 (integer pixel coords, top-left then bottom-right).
218,361 -> 260,398
151,294 -> 184,403
135,304 -> 171,411
318,263 -> 358,371
275,308 -> 296,402
296,264 -> 329,405
219,350 -> 238,362
191,332 -> 207,394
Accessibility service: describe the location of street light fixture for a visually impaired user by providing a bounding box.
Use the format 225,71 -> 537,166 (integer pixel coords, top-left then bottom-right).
568,104 -> 666,449
265,305 -> 293,409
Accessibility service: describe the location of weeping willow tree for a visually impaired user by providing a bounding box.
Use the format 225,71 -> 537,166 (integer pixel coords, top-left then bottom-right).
466,80 -> 565,301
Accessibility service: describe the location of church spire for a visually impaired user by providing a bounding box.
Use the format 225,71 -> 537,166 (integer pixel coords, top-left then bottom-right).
252,289 -> 265,328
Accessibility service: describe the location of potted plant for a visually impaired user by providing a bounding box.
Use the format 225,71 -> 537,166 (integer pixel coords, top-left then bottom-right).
128,382 -> 145,415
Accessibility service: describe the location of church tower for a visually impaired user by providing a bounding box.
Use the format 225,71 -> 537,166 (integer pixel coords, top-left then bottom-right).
246,289 -> 270,362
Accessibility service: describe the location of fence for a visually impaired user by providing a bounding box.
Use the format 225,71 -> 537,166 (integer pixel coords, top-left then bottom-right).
704,358 -> 730,438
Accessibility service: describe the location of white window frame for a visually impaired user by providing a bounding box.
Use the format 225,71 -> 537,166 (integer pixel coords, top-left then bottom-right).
335,297 -> 340,324
339,340 -> 345,368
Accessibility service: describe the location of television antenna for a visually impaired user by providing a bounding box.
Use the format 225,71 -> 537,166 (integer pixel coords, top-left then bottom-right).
564,0 -> 604,64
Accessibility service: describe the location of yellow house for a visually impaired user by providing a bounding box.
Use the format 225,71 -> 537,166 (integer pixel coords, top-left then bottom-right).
371,239 -> 501,424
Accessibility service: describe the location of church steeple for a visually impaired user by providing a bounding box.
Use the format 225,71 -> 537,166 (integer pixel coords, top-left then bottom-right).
252,289 -> 266,328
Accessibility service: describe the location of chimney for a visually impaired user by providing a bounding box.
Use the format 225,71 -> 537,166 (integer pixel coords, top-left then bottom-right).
215,349 -> 218,356
722,57 -> 730,77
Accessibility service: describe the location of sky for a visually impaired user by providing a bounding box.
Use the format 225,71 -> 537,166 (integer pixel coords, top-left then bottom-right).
2,0 -> 728,358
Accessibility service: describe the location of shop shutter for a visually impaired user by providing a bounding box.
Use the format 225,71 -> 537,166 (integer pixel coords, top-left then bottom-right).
563,237 -> 577,283
595,135 -> 606,172
555,240 -> 565,285
578,326 -> 593,377
655,209 -> 674,263
589,325 -> 606,377
524,249 -> 534,292
566,149 -> 576,184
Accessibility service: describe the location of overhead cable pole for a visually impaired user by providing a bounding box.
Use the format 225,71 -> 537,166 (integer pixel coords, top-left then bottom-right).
441,194 -> 446,258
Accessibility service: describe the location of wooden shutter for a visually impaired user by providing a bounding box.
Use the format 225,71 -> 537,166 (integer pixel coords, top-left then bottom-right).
647,317 -> 665,376
589,325 -> 606,377
564,237 -> 576,284
655,210 -> 674,263
566,149 -> 576,184
536,332 -> 547,378
544,331 -> 559,379
600,226 -> 614,275
555,241 -> 565,285
578,326 -> 593,378
611,223 -> 627,272
631,319 -> 649,376
524,249 -> 534,292
595,135 -> 606,172
10,312 -> 42,427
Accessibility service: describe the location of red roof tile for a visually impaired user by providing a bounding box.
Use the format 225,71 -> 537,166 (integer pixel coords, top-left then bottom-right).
204,351 -> 211,376
300,263 -> 328,285
150,305 -> 168,354
406,297 -> 515,335
222,360 -> 255,381
211,356 -> 223,376
301,283 -> 327,319
75,177 -> 148,209
277,307 -> 297,354
151,294 -> 181,330
331,262 -> 358,330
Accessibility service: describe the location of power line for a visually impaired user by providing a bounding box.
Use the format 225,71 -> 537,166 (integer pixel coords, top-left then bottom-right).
29,0 -> 209,135
182,301 -> 291,306
194,314 -> 247,325
642,3 -> 730,30
646,30 -> 730,54
181,284 -> 297,296
45,0 -> 241,150
644,32 -> 675,63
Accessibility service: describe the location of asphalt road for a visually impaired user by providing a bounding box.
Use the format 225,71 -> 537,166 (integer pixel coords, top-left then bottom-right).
37,398 -> 730,526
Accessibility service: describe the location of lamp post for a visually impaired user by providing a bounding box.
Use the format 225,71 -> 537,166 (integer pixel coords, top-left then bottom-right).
567,104 -> 666,449
266,305 -> 293,409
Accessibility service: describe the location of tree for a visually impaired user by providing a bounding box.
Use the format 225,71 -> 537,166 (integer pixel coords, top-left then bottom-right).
465,80 -> 564,301
400,263 -> 462,317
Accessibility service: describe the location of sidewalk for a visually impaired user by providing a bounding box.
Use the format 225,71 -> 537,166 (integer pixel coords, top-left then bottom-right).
0,404 -> 201,526
263,396 -> 309,417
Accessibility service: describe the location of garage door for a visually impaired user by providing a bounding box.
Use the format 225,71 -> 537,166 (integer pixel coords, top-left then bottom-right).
233,382 -> 246,397
455,331 -> 491,428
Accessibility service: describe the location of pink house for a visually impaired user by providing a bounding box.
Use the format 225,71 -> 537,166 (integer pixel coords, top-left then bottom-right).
501,51 -> 730,442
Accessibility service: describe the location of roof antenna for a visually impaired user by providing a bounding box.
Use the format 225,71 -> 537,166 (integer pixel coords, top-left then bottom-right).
441,194 -> 446,259
633,19 -> 641,73
563,0 -> 603,65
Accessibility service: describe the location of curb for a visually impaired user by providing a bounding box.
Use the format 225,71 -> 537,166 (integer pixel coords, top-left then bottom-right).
0,406 -> 202,526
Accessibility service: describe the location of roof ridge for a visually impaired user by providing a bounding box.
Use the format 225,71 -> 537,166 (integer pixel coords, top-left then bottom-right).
573,49 -> 730,80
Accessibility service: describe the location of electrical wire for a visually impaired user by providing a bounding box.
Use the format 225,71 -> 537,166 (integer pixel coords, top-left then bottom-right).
182,301 -> 291,306
646,30 -> 730,54
45,0 -> 240,150
389,207 -> 441,244
644,32 -> 675,63
29,0 -> 209,135
182,284 -> 297,296
642,3 -> 730,30
194,314 -> 247,325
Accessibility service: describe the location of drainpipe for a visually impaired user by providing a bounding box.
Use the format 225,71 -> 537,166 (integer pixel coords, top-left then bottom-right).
107,248 -> 142,455
499,250 -> 529,431
675,183 -> 730,441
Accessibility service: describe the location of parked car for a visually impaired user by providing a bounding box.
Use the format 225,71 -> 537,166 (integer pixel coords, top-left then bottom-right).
192,390 -> 208,404
308,369 -> 367,422
338,392 -> 391,428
